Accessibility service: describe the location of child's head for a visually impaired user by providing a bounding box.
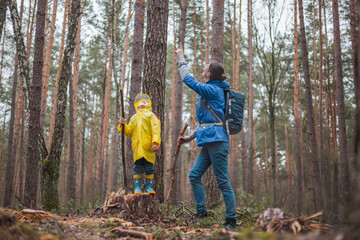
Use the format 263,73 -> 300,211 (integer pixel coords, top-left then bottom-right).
134,93 -> 151,111
138,100 -> 149,110
202,61 -> 226,82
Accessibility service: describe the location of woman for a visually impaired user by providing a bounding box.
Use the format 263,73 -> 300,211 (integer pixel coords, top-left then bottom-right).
175,44 -> 237,230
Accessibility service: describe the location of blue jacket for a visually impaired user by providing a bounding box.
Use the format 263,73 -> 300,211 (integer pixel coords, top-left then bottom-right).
183,75 -> 230,147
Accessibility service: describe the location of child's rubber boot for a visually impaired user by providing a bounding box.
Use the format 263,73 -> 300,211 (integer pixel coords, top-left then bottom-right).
134,175 -> 142,194
145,175 -> 155,194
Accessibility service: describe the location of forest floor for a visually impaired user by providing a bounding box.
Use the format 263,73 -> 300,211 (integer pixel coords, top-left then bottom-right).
0,194 -> 359,240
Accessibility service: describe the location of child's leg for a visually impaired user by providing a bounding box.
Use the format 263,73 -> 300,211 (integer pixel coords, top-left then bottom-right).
144,161 -> 155,194
133,158 -> 146,194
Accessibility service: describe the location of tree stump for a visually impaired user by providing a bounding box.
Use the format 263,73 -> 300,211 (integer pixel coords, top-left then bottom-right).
91,192 -> 162,223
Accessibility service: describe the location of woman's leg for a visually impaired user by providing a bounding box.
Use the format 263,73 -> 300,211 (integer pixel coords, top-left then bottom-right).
208,142 -> 236,220
189,147 -> 211,213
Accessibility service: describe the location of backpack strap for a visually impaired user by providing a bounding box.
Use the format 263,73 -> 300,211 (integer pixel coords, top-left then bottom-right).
201,98 -> 223,126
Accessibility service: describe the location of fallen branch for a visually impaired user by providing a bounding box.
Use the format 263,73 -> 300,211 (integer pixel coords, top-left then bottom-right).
111,227 -> 152,239
256,208 -> 329,234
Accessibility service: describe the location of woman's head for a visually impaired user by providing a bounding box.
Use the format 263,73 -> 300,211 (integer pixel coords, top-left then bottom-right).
202,61 -> 226,82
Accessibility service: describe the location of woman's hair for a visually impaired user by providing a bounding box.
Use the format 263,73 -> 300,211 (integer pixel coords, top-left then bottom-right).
208,61 -> 226,81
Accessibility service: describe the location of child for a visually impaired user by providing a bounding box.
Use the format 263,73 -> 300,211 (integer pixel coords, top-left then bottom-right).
118,93 -> 161,194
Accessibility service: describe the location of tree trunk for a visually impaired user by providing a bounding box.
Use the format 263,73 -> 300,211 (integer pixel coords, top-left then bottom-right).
188,1 -> 197,200
0,18 -> 5,84
171,0 -> 187,203
229,0 -> 241,201
24,0 -> 46,208
0,0 -> 7,42
25,0 -> 37,61
40,0 -> 58,127
0,115 -> 6,206
263,114 -> 269,193
3,55 -> 18,207
205,0 -> 210,64
211,0 -> 224,63
298,0 -> 323,212
5,0 -> 31,207
332,0 -> 350,207
120,0 -> 132,90
41,0 -> 80,211
312,1 -> 319,150
293,0 -> 303,215
247,0 -> 254,196
240,131 -> 247,190
80,87 -> 87,203
18,110 -> 26,201
352,0 -> 360,228
48,0 -> 70,149
9,0 -> 31,110
123,0 -> 144,192
166,0 -> 177,198
142,0 -> 169,202
67,0 -> 82,203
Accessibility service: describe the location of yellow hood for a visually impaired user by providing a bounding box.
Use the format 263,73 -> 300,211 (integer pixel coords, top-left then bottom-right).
134,93 -> 152,112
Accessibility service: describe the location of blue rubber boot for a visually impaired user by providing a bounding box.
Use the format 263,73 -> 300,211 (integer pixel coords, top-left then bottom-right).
145,175 -> 155,194
134,177 -> 142,194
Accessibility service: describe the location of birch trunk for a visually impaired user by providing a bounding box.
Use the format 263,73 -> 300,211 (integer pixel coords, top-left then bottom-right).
41,0 -> 80,211
48,0 -> 70,149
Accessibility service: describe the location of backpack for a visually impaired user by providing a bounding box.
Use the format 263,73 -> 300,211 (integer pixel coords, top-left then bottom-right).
203,89 -> 245,135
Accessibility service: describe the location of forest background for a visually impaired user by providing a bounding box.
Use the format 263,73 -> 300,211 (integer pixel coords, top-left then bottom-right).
0,0 -> 359,224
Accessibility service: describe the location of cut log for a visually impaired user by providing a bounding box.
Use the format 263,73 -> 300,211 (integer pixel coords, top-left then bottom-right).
91,192 -> 162,223
111,227 -> 152,239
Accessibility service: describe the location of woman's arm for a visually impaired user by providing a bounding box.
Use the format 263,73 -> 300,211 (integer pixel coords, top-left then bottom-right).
175,45 -> 216,98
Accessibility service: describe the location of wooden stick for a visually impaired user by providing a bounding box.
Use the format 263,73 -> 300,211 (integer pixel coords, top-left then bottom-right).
111,227 -> 152,239
165,122 -> 188,216
120,89 -> 128,194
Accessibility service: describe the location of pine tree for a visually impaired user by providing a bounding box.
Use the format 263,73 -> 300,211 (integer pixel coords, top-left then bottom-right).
143,0 -> 169,201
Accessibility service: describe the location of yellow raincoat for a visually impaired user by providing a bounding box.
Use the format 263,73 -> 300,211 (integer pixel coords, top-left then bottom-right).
117,93 -> 161,164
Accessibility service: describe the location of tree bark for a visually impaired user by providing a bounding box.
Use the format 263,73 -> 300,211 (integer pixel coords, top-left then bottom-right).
41,0 -> 80,211
40,0 -> 58,127
298,0 -> 323,212
247,0 -> 254,196
48,0 -> 70,149
240,131 -> 247,191
0,18 -> 5,84
4,0 -> 29,207
142,0 -> 169,202
0,0 -> 7,42
80,87 -> 87,203
171,0 -> 187,203
332,0 -> 350,206
293,0 -> 303,215
3,55 -> 18,207
205,0 -> 210,64
126,0 -> 145,191
211,0 -> 224,63
120,0 -> 132,90
166,0 -> 177,197
9,0 -> 31,110
352,0 -> 360,228
24,0 -> 46,208
67,0 -> 82,203
312,1 -> 319,150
